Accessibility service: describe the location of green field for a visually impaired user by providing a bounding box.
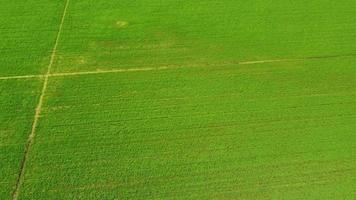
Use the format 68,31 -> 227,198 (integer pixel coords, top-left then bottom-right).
1,0 -> 355,199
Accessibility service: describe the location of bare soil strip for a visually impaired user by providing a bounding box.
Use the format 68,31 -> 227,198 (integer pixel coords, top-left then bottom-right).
239,53 -> 356,65
11,0 -> 70,199
50,66 -> 171,77
0,74 -> 43,80
239,58 -> 304,65
1,53 -> 356,81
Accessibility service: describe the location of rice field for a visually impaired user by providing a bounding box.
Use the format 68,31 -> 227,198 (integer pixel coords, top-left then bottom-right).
1,0 -> 356,199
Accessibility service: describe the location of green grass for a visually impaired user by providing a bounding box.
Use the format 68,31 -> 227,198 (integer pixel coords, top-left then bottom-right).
0,0 -> 65,76
20,58 -> 356,199
0,80 -> 42,199
1,0 -> 356,199
53,0 -> 356,73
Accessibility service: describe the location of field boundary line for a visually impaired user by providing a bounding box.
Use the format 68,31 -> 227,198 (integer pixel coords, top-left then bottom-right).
239,58 -> 304,65
0,74 -> 44,80
11,0 -> 70,199
1,53 -> 356,81
50,66 -> 171,77
239,53 -> 356,65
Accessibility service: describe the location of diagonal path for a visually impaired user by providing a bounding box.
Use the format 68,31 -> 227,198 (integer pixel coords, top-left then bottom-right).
11,0 -> 71,199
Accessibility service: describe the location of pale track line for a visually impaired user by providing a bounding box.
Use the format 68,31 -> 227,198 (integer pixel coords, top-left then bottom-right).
1,53 -> 356,81
50,66 -> 171,77
11,0 -> 70,199
239,53 -> 356,65
0,74 -> 43,80
239,58 -> 304,65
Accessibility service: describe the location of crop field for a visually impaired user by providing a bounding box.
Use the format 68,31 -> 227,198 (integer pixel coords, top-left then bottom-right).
1,0 -> 356,199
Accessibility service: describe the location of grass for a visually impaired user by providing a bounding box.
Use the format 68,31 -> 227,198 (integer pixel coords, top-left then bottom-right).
0,0 -> 65,76
0,80 -> 42,199
52,0 -> 356,73
1,0 -> 356,199
20,59 -> 356,199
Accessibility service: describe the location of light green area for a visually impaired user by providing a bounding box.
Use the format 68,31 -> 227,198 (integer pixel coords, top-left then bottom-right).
1,0 -> 356,199
0,0 -> 65,76
20,58 -> 356,199
0,79 -> 42,199
53,0 -> 356,73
